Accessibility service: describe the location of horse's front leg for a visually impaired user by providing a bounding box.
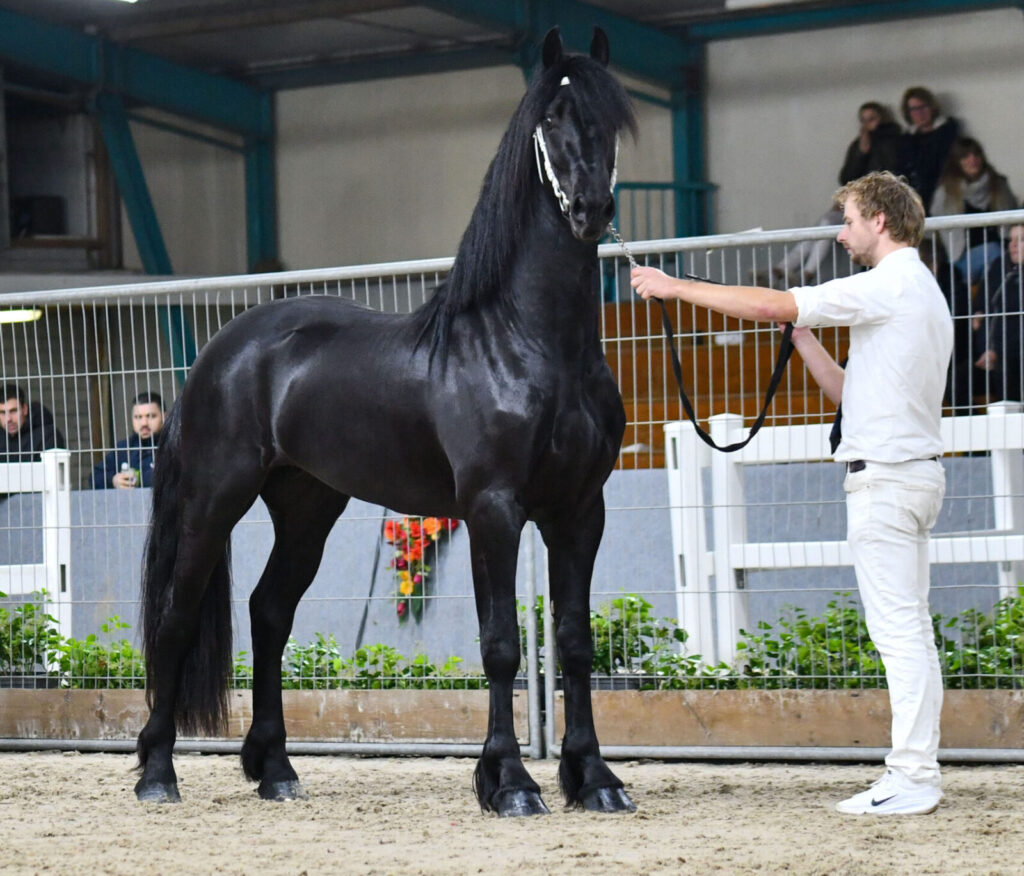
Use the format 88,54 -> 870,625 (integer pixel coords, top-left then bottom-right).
541,498 -> 636,813
241,475 -> 349,800
467,493 -> 548,817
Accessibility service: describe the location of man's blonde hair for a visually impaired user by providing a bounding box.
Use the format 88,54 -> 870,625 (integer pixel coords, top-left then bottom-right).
833,171 -> 926,247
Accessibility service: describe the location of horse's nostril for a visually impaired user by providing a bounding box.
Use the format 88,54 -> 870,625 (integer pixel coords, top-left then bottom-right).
602,196 -> 616,222
572,195 -> 586,217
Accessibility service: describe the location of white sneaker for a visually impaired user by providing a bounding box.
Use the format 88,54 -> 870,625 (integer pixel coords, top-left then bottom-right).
835,769 -> 942,815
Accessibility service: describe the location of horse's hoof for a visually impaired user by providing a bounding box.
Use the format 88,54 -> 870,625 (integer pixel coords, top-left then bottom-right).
258,779 -> 308,801
582,786 -> 636,813
135,780 -> 181,804
493,789 -> 550,817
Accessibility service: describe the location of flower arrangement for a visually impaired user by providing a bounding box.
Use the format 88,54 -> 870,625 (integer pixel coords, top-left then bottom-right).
383,516 -> 459,622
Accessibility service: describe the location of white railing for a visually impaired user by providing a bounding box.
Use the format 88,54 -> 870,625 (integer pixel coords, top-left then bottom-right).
0,450 -> 73,636
665,404 -> 1024,665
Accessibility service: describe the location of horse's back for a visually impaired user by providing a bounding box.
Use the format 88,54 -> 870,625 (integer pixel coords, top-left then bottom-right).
178,295 -> 452,510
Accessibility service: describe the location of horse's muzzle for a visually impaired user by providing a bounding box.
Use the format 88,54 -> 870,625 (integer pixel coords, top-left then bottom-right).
570,193 -> 616,242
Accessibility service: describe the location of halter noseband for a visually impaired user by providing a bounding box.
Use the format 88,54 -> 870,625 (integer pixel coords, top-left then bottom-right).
532,76 -> 619,218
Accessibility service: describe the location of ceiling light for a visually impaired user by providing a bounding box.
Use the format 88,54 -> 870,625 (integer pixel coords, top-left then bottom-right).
0,309 -> 43,324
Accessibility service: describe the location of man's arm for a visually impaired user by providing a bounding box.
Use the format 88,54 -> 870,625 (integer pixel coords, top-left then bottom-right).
630,267 -> 799,323
789,326 -> 845,405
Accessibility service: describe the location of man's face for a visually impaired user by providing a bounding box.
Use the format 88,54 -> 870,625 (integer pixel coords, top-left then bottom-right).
132,403 -> 164,440
837,198 -> 884,267
1,398 -> 27,436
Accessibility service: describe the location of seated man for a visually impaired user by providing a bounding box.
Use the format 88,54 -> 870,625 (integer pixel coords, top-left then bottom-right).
1,383 -> 66,462
91,391 -> 165,489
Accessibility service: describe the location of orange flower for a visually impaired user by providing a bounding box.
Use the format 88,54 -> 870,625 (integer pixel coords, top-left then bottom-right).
423,518 -> 442,537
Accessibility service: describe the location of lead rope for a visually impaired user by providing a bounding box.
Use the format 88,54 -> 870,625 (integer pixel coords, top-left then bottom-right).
606,221 -> 795,454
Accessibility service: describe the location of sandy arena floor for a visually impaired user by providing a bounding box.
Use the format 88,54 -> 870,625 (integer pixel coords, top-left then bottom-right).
2,752 -> 1022,875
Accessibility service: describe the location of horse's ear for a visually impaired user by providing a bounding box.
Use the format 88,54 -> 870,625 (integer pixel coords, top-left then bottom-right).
542,26 -> 563,69
590,27 -> 609,66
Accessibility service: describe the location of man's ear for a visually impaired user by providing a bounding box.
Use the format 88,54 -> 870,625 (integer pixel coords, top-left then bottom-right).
872,211 -> 888,235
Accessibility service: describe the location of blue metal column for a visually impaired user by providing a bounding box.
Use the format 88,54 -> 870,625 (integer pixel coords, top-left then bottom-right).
669,41 -> 714,238
95,92 -> 196,381
244,92 -> 279,270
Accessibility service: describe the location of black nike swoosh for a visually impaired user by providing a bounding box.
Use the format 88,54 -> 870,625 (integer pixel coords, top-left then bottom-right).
871,795 -> 896,806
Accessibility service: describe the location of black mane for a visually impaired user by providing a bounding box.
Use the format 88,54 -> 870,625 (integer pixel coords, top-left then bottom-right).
414,50 -> 636,360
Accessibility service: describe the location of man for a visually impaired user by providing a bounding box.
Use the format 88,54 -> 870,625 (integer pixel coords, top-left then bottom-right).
631,171 -> 952,816
1,383 -> 66,462
91,391 -> 165,489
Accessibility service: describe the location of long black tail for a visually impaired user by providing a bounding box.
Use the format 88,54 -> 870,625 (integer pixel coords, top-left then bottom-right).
140,401 -> 233,736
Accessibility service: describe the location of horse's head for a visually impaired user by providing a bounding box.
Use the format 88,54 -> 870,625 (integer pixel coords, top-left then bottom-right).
533,27 -> 635,243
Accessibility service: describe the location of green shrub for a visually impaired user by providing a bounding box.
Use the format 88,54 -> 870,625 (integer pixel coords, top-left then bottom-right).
735,594 -> 886,690
0,591 -> 61,678
58,617 -> 146,689
4,587 -> 1022,692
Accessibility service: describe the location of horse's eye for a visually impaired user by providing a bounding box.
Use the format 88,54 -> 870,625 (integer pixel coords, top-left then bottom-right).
542,116 -> 554,130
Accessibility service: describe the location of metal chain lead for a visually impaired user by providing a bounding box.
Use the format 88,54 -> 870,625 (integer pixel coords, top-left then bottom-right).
607,223 -> 639,270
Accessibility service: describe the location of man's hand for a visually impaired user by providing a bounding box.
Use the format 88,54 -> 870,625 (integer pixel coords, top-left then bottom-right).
976,350 -> 998,371
112,470 -> 137,489
630,266 -> 682,302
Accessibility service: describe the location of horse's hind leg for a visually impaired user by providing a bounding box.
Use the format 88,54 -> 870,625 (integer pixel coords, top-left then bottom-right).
135,479 -> 259,803
540,498 -> 635,813
466,492 -> 548,817
241,468 -> 348,801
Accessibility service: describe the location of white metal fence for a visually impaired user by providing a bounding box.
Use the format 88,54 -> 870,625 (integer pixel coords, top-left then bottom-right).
1,210 -> 1023,753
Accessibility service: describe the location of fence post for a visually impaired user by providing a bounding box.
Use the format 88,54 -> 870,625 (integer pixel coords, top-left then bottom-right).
709,414 -> 749,663
663,421 -> 716,662
986,401 -> 1024,600
40,449 -> 72,640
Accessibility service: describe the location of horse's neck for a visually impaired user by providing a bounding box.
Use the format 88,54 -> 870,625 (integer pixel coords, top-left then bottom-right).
506,194 -> 602,352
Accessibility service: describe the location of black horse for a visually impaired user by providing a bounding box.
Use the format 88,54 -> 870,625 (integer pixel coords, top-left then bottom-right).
134,26 -> 638,817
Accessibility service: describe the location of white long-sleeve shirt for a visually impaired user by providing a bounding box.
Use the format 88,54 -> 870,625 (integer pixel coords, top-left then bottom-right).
790,247 -> 953,462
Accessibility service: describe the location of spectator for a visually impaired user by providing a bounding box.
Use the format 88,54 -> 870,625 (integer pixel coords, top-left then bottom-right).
896,86 -> 960,211
975,225 -> 1024,403
765,101 -> 901,285
91,391 -> 165,489
0,383 -> 66,462
839,101 -> 903,185
918,237 -> 977,412
930,137 -> 1018,285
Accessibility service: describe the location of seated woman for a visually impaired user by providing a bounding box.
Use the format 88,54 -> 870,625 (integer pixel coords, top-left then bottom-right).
930,137 -> 1017,285
765,101 -> 901,285
975,225 -> 1024,404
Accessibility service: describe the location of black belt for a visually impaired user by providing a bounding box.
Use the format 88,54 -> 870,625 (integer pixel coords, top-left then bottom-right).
846,457 -> 938,473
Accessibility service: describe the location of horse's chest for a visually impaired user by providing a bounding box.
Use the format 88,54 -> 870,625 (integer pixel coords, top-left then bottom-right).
541,378 -> 624,478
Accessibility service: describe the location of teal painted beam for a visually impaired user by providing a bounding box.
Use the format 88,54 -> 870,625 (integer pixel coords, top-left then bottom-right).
96,93 -> 196,381
95,93 -> 172,276
421,0 -> 695,87
685,0 -> 1023,41
0,7 -> 267,137
254,46 -> 513,90
245,94 -> 279,270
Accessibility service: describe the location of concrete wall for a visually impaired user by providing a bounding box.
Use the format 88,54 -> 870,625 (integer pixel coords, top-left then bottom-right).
112,9 -> 1023,277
